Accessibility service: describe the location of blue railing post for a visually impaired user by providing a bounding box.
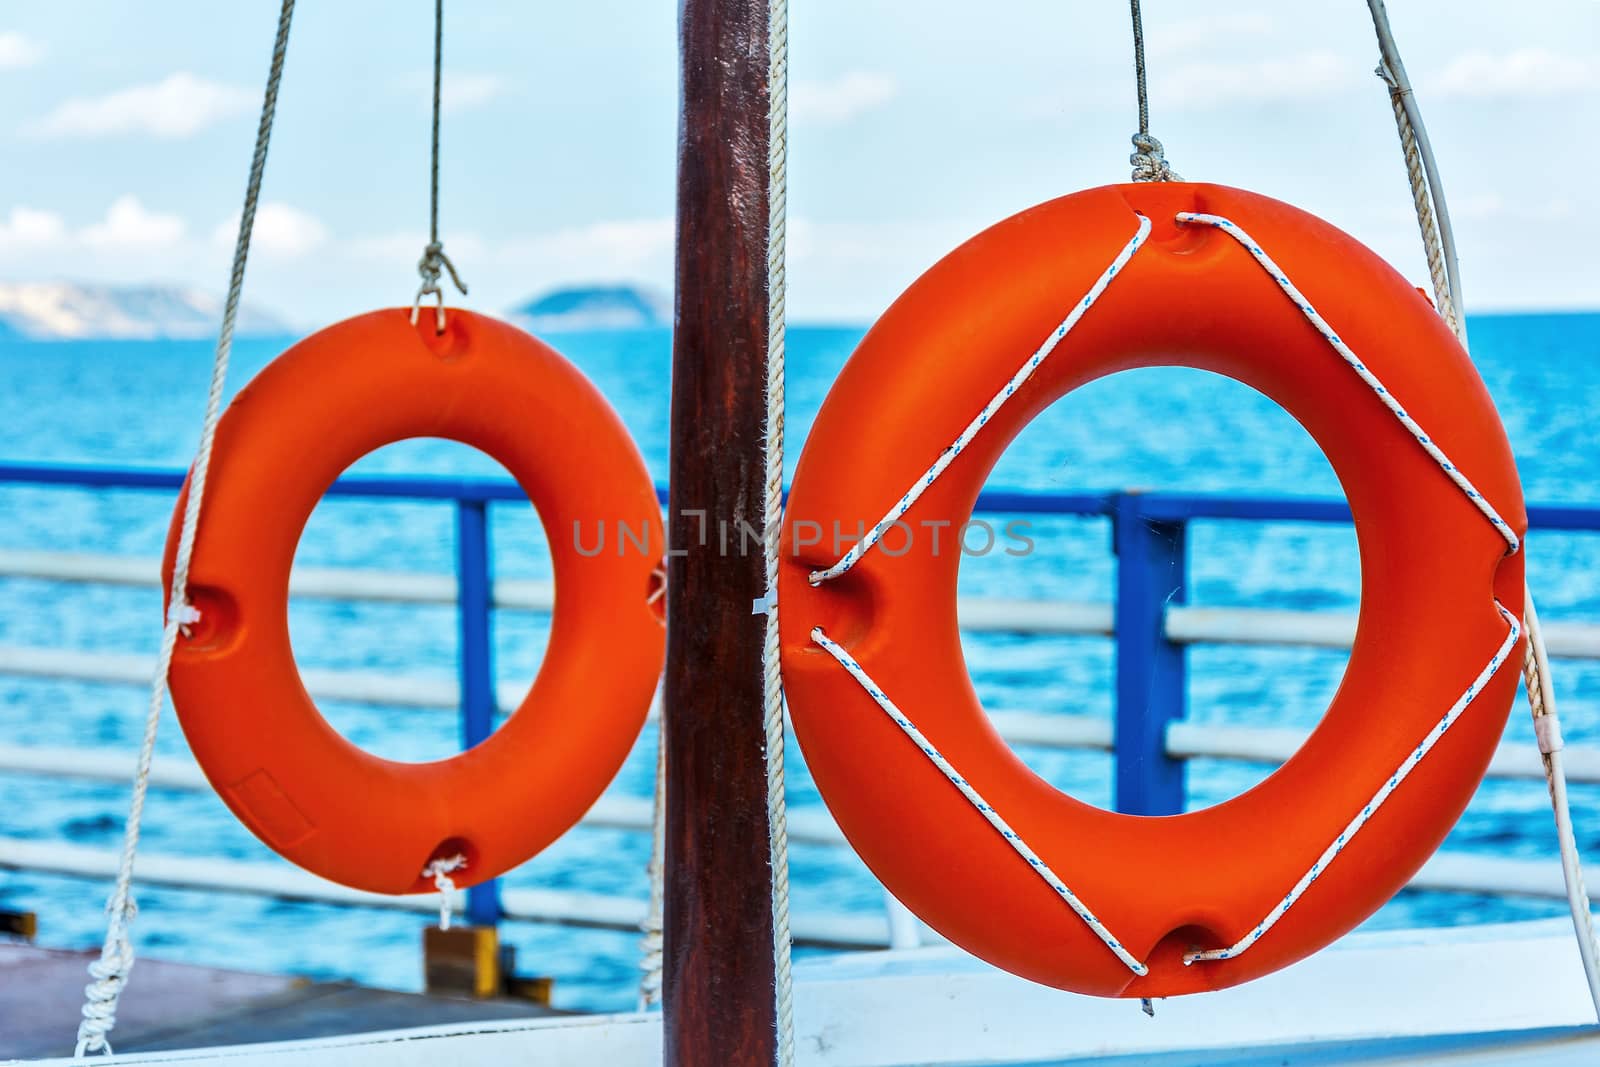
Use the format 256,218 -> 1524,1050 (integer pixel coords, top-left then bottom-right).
1112,491 -> 1188,815
455,498 -> 502,927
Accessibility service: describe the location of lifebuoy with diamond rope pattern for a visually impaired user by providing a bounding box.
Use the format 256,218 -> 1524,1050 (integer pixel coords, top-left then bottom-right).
779,182 -> 1526,997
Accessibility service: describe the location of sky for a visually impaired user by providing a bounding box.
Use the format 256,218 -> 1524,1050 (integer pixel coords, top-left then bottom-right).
0,1 -> 1594,328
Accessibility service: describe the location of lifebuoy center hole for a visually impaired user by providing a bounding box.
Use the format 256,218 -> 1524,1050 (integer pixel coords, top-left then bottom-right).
956,367 -> 1358,813
286,439 -> 554,764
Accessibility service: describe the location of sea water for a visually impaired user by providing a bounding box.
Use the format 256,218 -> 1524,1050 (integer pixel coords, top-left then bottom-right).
0,312 -> 1598,1010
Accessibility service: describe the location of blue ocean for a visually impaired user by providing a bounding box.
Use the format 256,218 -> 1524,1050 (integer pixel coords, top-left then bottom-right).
1,312 -> 1598,1011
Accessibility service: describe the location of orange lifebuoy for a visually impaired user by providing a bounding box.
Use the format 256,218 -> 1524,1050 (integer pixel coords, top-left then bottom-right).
163,309 -> 664,895
779,183 -> 1526,997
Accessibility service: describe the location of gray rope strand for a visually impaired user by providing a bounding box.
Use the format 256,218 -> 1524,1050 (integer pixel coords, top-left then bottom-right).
1366,0 -> 1462,343
1128,0 -> 1180,182
411,0 -> 467,332
1376,60 -> 1459,339
73,0 -> 296,1056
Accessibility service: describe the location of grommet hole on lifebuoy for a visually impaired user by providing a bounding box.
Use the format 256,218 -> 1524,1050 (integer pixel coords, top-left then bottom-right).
280,438 -> 554,764
950,365 -> 1360,809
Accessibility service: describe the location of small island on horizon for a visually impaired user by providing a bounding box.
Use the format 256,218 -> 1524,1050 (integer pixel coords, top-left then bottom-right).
0,281 -> 673,340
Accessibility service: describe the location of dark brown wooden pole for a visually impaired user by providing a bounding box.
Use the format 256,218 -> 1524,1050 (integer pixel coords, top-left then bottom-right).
663,0 -> 777,1064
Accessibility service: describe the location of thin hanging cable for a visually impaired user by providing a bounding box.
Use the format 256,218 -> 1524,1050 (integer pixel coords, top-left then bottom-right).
763,0 -> 796,1059
411,0 -> 468,332
1127,0 -> 1180,182
72,1 -> 296,1056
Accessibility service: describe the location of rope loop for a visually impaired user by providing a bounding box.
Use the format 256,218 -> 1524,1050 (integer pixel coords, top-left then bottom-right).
1130,132 -> 1181,183
411,241 -> 469,334
74,898 -> 139,1056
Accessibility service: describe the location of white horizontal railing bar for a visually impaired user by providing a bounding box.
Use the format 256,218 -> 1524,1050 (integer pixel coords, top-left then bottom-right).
0,549 -> 1111,635
0,836 -> 886,949
0,742 -> 851,846
0,645 -> 465,708
1166,605 -> 1600,658
0,548 -> 554,609
1165,721 -> 1600,783
0,826 -> 1577,913
3,650 -> 1595,781
11,548 -> 1600,655
960,597 -> 1112,636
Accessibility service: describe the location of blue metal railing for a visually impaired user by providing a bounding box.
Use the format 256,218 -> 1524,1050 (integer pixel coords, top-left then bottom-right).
3,460 -> 1599,927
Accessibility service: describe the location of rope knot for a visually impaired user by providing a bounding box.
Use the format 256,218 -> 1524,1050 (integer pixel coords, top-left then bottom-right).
411,241 -> 469,333
167,600 -> 201,636
423,854 -> 467,930
1129,133 -> 1181,183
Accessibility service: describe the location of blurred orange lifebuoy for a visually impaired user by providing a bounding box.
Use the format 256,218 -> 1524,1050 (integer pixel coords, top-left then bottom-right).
164,309 -> 664,894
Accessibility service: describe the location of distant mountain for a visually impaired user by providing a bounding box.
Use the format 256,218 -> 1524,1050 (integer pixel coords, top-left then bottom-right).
0,282 -> 290,340
511,285 -> 670,332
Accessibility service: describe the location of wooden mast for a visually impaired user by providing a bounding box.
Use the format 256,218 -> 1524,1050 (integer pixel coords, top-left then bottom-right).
664,0 -> 779,1064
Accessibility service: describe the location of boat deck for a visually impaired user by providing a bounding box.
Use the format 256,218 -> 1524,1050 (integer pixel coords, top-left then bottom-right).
0,940 -> 563,1061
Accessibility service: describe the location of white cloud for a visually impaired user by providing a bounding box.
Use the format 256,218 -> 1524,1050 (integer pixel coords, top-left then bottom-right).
1453,192 -> 1576,224
28,72 -> 254,139
1146,14 -> 1275,61
442,73 -> 506,114
791,71 -> 898,125
213,203 -> 328,257
1157,51 -> 1356,109
1431,49 -> 1597,100
81,195 -> 185,249
501,218 -> 674,272
0,30 -> 42,69
0,206 -> 67,250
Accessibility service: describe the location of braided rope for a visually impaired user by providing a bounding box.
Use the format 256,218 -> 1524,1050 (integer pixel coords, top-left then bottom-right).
763,0 -> 795,1058
638,711 -> 666,1009
73,1 -> 296,1056
811,628 -> 1148,975
410,0 -> 467,332
1520,590 -> 1599,1009
1379,70 -> 1459,339
1127,0 -> 1180,182
809,216 -> 1152,585
1366,0 -> 1599,1017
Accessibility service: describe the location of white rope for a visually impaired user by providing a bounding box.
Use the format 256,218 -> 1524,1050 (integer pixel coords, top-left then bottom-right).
764,0 -> 795,1059
1188,604 -> 1520,962
638,713 -> 666,1010
1176,212 -> 1518,554
1174,209 -> 1521,961
1365,0 -> 1599,1018
72,1 -> 296,1056
424,854 -> 466,932
809,628 -> 1148,976
1521,591 -> 1600,1014
809,215 -> 1152,586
